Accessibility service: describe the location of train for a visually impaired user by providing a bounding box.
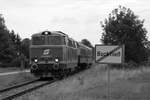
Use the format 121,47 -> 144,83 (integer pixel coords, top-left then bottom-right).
29,31 -> 93,78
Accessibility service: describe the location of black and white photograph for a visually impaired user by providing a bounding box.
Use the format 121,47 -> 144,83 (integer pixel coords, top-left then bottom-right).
0,0 -> 150,100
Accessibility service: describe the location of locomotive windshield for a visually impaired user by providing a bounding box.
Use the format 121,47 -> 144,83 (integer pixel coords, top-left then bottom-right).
32,36 -> 45,45
48,36 -> 66,45
32,35 -> 66,45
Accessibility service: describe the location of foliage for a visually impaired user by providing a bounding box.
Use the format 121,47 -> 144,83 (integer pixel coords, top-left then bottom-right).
0,14 -> 16,67
0,14 -> 31,68
9,30 -> 22,55
81,39 -> 93,48
100,6 -> 148,63
21,38 -> 30,59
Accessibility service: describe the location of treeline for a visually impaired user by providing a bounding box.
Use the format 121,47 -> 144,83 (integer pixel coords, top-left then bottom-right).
0,14 -> 30,67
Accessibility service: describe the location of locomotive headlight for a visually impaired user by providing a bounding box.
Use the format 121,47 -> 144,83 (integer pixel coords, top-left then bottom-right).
55,58 -> 59,63
34,59 -> 38,63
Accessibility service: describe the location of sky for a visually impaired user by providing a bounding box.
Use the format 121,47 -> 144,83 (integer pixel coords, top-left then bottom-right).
0,0 -> 150,45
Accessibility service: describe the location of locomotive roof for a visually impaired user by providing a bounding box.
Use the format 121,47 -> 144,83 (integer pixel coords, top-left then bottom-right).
32,31 -> 68,37
31,30 -> 77,42
78,42 -> 92,50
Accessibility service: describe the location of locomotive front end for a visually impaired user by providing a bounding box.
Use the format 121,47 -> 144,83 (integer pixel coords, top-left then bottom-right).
30,31 -> 67,77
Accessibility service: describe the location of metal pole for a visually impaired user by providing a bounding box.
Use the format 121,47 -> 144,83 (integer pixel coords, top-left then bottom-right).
107,64 -> 111,100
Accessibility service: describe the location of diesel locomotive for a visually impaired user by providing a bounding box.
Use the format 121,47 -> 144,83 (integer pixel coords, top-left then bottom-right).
30,31 -> 93,78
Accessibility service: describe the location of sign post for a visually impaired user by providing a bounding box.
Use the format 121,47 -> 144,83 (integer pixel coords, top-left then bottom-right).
95,45 -> 124,100
107,64 -> 110,100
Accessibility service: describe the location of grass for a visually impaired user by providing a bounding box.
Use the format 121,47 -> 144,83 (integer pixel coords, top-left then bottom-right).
0,67 -> 35,90
15,64 -> 150,100
0,67 -> 29,73
0,72 -> 36,90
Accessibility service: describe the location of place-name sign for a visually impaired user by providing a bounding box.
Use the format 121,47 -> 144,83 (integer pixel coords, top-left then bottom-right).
95,45 -> 124,64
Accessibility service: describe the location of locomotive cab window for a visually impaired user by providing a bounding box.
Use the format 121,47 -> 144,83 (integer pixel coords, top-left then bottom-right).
76,42 -> 79,48
72,41 -> 76,48
32,36 -> 45,45
68,39 -> 74,47
48,36 -> 66,45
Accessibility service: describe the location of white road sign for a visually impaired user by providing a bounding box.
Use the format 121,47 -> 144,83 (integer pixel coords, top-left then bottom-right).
95,45 -> 124,64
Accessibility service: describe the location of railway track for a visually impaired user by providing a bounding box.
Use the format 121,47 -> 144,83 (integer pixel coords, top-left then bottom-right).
0,78 -> 57,100
0,65 -> 92,100
0,79 -> 39,93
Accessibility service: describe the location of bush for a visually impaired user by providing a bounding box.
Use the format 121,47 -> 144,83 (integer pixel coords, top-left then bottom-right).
110,63 -> 126,69
10,57 -> 30,68
110,60 -> 139,69
10,57 -> 21,67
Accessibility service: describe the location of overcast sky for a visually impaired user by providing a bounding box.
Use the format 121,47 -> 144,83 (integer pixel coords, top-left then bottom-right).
1,0 -> 150,45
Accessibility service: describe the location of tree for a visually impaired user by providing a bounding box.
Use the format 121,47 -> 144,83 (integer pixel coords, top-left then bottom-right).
0,14 -> 15,66
21,38 -> 30,59
81,39 -> 93,48
9,30 -> 21,55
101,6 -> 148,63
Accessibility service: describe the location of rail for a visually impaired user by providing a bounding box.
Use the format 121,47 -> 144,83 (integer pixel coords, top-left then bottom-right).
1,79 -> 56,100
0,79 -> 39,93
